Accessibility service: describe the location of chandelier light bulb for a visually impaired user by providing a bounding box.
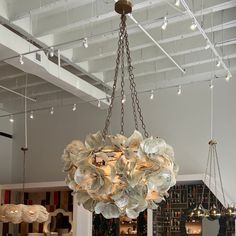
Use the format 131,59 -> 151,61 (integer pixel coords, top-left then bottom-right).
216,60 -> 221,67
175,0 -> 180,7
9,115 -> 14,123
49,47 -> 54,57
204,40 -> 210,50
83,37 -> 88,48
30,111 -> 34,119
97,100 -> 101,108
225,73 -> 231,82
72,104 -> 77,111
177,85 -> 182,95
50,107 -> 54,115
161,16 -> 168,30
150,90 -> 154,100
19,55 -> 24,65
190,20 -> 197,31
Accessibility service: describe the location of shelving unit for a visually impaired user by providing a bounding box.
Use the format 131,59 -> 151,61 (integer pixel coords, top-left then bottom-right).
153,182 -> 235,236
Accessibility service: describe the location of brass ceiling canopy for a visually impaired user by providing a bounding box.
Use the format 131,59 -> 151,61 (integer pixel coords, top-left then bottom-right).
115,0 -> 132,14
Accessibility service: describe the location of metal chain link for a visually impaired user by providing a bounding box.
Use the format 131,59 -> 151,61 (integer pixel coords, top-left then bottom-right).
120,29 -> 125,135
103,14 -> 149,138
124,20 -> 149,137
102,14 -> 126,137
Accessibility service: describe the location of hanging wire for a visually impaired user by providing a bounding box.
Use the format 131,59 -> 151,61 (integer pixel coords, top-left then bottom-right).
214,144 -> 226,207
213,142 -> 218,207
208,143 -> 213,209
200,145 -> 211,207
21,74 -> 29,204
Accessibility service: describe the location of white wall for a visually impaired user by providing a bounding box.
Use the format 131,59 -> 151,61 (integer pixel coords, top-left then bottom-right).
110,79 -> 236,204
6,77 -> 236,204
0,111 -> 13,184
11,102 -> 107,183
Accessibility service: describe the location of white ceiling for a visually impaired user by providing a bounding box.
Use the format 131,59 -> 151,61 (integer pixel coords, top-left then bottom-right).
0,0 -> 235,112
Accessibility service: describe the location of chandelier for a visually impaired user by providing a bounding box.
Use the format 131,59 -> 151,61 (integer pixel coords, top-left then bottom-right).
190,82 -> 236,220
0,76 -> 49,224
62,0 -> 178,219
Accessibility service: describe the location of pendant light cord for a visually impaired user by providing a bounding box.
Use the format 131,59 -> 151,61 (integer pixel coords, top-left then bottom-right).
21,74 -> 29,204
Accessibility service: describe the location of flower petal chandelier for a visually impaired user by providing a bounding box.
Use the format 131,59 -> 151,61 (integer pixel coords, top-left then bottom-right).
62,0 -> 178,219
0,76 -> 49,224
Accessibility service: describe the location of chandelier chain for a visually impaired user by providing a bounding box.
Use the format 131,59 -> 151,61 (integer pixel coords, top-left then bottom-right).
103,14 -> 149,138
120,28 -> 125,135
102,15 -> 125,137
124,21 -> 149,138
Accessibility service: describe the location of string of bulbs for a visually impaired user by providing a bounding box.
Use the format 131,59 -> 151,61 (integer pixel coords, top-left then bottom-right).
5,76 -> 228,123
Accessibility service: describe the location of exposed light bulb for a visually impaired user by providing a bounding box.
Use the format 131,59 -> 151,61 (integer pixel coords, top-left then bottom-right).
150,90 -> 154,100
190,20 -> 197,31
177,86 -> 182,95
83,38 -> 88,48
121,95 -> 126,104
204,40 -> 210,50
209,80 -> 214,89
72,104 -> 77,111
19,55 -> 24,65
49,47 -> 54,57
30,111 -> 34,119
175,0 -> 180,7
225,73 -> 231,82
98,100 -> 101,108
216,60 -> 221,67
9,115 -> 14,123
161,16 -> 168,30
50,107 -> 54,115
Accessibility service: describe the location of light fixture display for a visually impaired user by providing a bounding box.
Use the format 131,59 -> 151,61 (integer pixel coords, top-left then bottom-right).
49,47 -> 54,57
216,60 -> 221,67
161,16 -> 168,30
190,20 -> 197,31
97,100 -> 101,108
50,107 -> 54,115
0,77 -> 49,224
225,73 -> 231,82
150,90 -> 154,100
62,0 -> 178,220
189,81 -> 235,220
83,37 -> 88,48
175,0 -> 180,7
9,115 -> 14,123
19,55 -> 24,65
204,40 -> 210,50
30,111 -> 34,119
72,104 -> 77,111
177,85 -> 182,95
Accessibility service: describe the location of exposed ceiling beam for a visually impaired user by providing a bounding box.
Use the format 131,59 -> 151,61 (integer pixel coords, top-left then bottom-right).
89,29 -> 236,73
72,8 -> 236,64
0,25 -> 109,107
135,66 -> 236,91
0,81 -> 48,95
103,49 -> 236,82
53,0 -> 235,52
33,0 -> 165,37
